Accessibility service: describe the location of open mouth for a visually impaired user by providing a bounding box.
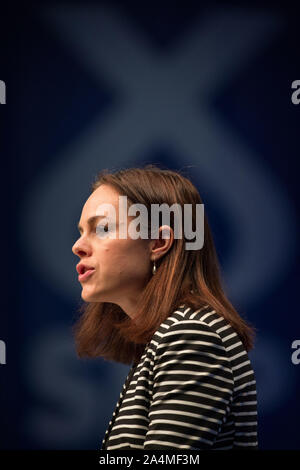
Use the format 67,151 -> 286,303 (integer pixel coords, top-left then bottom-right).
78,267 -> 95,282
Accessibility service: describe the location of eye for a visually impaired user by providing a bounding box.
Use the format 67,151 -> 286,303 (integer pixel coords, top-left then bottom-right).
96,224 -> 109,232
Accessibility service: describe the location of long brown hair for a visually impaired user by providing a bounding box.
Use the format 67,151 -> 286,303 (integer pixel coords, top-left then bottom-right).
72,164 -> 257,365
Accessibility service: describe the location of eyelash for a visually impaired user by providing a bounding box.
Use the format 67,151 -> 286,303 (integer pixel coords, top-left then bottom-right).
78,224 -> 109,237
96,224 -> 109,232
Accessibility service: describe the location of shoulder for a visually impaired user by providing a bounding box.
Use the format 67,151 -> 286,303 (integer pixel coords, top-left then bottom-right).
145,304 -> 238,363
155,304 -> 226,344
150,304 -> 231,357
149,305 -> 234,386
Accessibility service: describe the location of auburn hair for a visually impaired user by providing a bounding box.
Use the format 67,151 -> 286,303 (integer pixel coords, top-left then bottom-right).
72,164 -> 257,365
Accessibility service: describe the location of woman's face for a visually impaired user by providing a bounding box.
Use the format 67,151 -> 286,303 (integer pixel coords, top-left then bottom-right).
72,184 -> 152,317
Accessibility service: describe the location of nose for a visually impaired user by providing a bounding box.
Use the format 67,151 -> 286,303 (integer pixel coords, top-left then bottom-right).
72,238 -> 90,258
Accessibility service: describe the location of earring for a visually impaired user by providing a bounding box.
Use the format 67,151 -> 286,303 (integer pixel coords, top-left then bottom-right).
152,259 -> 156,275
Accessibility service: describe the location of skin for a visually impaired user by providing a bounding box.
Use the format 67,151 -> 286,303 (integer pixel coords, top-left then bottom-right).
72,184 -> 174,319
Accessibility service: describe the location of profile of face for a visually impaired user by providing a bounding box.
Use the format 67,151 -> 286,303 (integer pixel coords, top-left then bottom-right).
72,184 -> 173,318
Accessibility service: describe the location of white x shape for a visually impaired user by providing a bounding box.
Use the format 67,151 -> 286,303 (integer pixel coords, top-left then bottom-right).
19,5 -> 296,304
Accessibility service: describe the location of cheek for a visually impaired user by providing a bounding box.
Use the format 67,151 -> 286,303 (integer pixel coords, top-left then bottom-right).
97,243 -> 128,271
100,241 -> 148,276
121,241 -> 149,277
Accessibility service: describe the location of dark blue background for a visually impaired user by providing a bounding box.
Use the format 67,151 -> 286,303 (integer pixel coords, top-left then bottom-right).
0,0 -> 299,450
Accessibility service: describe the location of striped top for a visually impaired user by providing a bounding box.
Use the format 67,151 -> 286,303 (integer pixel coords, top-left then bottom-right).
100,304 -> 258,450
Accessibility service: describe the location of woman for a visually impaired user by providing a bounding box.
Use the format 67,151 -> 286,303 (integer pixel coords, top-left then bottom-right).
71,164 -> 258,450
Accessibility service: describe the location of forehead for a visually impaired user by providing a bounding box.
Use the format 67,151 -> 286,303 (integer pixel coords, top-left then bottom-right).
82,184 -> 120,217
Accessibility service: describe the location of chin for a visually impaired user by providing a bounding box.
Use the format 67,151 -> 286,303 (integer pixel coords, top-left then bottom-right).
81,289 -> 95,302
81,288 -> 104,303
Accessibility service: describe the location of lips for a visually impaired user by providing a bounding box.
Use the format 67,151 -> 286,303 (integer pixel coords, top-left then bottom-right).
76,263 -> 94,275
78,267 -> 95,282
76,263 -> 96,282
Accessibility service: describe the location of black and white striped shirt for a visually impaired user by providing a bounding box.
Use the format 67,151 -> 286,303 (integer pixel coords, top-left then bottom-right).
100,304 -> 258,450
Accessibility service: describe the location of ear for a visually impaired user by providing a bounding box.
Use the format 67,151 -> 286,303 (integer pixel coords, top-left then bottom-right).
149,225 -> 174,261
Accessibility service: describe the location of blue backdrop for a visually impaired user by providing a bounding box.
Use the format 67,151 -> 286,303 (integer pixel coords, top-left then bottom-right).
0,0 -> 299,450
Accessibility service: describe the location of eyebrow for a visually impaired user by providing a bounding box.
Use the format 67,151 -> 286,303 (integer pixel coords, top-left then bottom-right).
77,215 -> 107,233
